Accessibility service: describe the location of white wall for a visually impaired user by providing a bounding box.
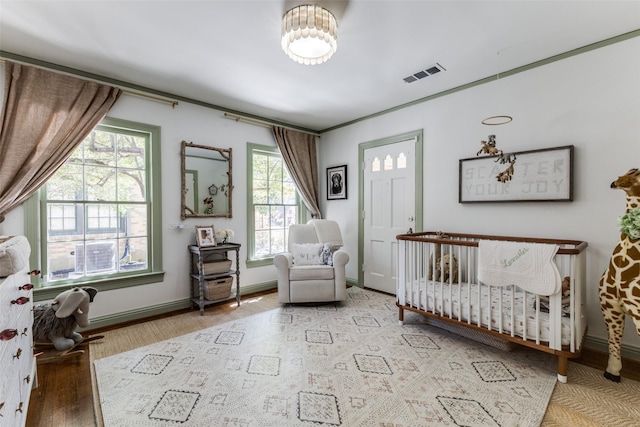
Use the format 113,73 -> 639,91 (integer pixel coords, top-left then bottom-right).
0,72 -> 279,318
319,36 -> 640,352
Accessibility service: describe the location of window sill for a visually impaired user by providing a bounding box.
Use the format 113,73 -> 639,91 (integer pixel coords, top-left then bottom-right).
246,257 -> 274,268
33,271 -> 165,301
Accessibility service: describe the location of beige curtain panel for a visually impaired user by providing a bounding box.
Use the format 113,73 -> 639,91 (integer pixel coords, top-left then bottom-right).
0,61 -> 122,222
272,126 -> 321,218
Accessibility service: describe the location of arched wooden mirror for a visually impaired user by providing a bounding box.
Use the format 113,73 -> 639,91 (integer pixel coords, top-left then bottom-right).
181,141 -> 233,219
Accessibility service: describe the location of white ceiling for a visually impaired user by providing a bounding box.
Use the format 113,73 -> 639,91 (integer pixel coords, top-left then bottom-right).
1,1 -> 639,132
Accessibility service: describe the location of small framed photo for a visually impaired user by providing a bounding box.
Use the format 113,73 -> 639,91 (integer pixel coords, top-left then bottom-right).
195,225 -> 216,247
327,165 -> 347,200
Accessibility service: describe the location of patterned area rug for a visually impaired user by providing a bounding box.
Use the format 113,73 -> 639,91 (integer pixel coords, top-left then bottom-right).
94,287 -> 557,426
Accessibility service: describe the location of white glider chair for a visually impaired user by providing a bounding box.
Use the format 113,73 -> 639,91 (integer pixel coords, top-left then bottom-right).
274,219 -> 349,303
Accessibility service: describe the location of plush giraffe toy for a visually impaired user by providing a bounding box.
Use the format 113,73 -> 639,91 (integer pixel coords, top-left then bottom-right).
599,168 -> 640,382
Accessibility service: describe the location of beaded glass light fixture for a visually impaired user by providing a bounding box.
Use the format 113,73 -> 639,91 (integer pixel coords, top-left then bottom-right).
281,4 -> 337,65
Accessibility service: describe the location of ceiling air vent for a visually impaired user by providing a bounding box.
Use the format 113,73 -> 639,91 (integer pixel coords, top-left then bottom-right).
403,63 -> 446,83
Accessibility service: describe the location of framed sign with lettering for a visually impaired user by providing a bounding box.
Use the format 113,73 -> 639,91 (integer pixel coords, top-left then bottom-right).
459,145 -> 573,203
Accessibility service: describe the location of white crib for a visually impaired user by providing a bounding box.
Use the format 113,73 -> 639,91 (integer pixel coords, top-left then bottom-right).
396,231 -> 588,383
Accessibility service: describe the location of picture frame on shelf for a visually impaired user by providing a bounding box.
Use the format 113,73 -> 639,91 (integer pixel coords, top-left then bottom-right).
195,225 -> 217,247
327,165 -> 347,200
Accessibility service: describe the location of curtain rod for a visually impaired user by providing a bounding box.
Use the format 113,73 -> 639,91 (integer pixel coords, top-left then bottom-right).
0,58 -> 179,108
223,112 -> 320,137
120,90 -> 178,108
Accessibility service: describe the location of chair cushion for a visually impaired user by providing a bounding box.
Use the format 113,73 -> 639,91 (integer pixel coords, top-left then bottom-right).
289,280 -> 336,302
290,265 -> 335,281
291,243 -> 324,265
309,219 -> 343,248
288,224 -> 319,248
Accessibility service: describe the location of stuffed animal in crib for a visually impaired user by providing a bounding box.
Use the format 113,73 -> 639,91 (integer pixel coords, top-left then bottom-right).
599,168 -> 640,382
538,276 -> 571,316
427,232 -> 449,280
33,287 -> 98,351
436,253 -> 458,283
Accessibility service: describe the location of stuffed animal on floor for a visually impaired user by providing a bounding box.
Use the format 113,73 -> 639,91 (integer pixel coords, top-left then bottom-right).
33,287 -> 98,351
436,253 -> 458,283
599,168 -> 640,382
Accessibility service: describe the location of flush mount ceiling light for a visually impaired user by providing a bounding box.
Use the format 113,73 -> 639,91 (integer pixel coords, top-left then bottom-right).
281,4 -> 337,65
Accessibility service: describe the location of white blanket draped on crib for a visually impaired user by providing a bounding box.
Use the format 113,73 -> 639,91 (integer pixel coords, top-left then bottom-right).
478,240 -> 561,295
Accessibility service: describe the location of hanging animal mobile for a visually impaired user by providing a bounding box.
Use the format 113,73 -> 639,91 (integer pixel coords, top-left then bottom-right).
599,168 -> 640,382
496,155 -> 517,183
476,134 -> 503,157
475,135 -> 517,182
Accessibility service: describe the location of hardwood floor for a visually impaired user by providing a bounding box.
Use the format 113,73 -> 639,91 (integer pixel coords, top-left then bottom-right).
26,290 -> 640,427
27,350 -> 94,427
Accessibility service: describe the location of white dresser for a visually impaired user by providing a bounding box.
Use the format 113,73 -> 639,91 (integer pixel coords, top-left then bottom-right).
0,236 -> 34,427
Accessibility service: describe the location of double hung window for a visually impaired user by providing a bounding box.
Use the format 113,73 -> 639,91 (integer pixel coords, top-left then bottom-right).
247,143 -> 304,265
31,117 -> 163,292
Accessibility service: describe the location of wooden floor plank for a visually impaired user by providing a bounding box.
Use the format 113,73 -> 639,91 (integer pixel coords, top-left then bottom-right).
27,351 -> 95,427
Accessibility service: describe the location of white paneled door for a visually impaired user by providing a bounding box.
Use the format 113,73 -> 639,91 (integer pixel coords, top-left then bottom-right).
363,138 -> 416,294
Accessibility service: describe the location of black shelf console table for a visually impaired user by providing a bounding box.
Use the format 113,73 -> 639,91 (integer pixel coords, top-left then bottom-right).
188,243 -> 241,315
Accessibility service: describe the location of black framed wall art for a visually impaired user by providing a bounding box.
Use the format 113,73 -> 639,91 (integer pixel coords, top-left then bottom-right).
327,165 -> 347,200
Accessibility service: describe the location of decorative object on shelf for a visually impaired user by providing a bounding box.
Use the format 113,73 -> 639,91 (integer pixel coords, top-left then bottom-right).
281,4 -> 338,65
460,145 -> 573,203
203,197 -> 214,214
195,225 -> 216,247
216,228 -> 234,245
599,168 -> 640,382
33,287 -> 98,351
327,164 -> 347,200
203,276 -> 233,300
199,258 -> 232,275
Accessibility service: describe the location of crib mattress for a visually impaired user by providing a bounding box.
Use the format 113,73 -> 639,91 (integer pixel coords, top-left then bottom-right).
402,280 -> 572,345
